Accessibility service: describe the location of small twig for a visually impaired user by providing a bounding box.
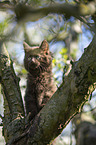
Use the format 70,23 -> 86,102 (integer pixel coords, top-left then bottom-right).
62,65 -> 67,82
84,107 -> 96,113
0,114 -> 3,120
0,123 -> 3,126
76,15 -> 95,32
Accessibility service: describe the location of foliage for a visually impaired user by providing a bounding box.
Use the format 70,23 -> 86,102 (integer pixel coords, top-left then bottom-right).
0,0 -> 96,144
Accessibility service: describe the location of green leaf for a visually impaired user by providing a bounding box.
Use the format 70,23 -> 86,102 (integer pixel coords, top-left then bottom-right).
22,68 -> 27,74
57,63 -> 62,69
59,48 -> 67,55
64,54 -> 68,60
0,20 -> 8,34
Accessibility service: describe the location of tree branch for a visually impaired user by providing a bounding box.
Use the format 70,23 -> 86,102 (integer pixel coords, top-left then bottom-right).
14,2 -> 95,22
0,1 -> 96,24
0,43 -> 25,118
0,43 -> 25,143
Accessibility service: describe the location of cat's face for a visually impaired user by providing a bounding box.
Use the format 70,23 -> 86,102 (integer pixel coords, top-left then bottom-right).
23,40 -> 52,74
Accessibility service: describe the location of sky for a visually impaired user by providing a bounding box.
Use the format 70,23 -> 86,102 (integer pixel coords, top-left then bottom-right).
0,2 -> 95,145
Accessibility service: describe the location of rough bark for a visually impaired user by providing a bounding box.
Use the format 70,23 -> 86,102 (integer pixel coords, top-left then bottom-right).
0,34 -> 96,144
0,43 -> 25,144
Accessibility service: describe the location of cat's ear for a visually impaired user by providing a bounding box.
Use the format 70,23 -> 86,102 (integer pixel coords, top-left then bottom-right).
23,42 -> 31,53
40,40 -> 49,52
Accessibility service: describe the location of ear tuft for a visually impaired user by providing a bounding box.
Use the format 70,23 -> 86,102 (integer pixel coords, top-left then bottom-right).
23,42 -> 31,52
40,40 -> 49,51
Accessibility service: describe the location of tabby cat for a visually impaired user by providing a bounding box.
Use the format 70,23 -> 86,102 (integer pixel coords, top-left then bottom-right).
23,40 -> 56,120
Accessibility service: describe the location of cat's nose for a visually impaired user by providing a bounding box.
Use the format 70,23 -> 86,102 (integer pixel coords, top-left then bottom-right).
31,57 -> 36,63
31,58 -> 40,67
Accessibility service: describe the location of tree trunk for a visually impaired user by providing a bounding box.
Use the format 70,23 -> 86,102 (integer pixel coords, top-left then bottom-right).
0,35 -> 96,144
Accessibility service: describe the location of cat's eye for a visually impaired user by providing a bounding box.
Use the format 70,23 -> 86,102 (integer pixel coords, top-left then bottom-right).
28,55 -> 40,61
46,52 -> 48,55
28,56 -> 32,61
35,56 -> 40,59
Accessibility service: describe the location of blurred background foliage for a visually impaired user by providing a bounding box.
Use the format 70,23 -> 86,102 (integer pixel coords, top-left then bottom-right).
0,0 -> 96,144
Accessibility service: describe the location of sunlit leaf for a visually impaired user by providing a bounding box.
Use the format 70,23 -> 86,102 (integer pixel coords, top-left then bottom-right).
59,48 -> 67,55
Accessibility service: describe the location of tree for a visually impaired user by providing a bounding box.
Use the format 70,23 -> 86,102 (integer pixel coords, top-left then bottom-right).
0,0 -> 96,144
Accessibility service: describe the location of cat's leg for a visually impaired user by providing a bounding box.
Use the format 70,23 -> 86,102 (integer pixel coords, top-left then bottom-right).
25,94 -> 38,120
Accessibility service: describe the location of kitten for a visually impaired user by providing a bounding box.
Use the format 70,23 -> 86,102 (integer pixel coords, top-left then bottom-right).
23,40 -> 56,120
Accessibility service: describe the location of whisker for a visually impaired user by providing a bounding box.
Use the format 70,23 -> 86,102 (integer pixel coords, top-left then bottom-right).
39,65 -> 44,71
39,65 -> 42,73
40,64 -> 47,71
41,63 -> 47,68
